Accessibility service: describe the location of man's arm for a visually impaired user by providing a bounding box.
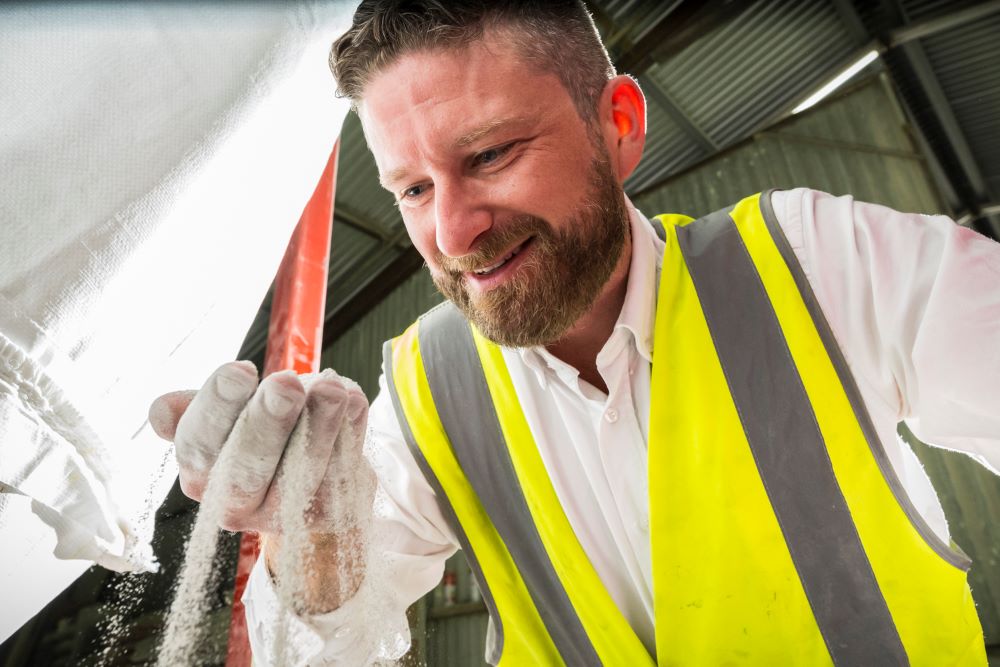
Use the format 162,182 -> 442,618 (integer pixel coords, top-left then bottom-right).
242,379 -> 459,664
776,188 -> 1000,470
259,528 -> 365,613
150,363 -> 459,663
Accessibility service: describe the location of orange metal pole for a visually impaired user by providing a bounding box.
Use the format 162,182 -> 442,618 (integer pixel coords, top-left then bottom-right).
225,140 -> 340,666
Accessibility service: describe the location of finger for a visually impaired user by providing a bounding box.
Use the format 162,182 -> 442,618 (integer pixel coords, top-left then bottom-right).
314,380 -> 373,531
253,372 -> 353,531
342,382 -> 369,445
149,390 -> 197,441
221,370 -> 306,518
296,374 -> 352,504
174,361 -> 259,478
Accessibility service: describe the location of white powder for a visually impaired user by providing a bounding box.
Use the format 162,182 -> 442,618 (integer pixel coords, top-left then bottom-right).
156,419 -> 244,667
268,370 -> 379,665
157,370 -> 388,666
94,447 -> 174,666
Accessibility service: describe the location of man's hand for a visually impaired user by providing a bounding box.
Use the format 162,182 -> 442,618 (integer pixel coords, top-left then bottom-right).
148,361 -> 369,534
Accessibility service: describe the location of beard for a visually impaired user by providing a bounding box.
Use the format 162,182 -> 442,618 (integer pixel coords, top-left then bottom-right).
430,152 -> 630,348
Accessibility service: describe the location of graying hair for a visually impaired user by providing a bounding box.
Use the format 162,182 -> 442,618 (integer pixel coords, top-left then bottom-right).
329,0 -> 616,122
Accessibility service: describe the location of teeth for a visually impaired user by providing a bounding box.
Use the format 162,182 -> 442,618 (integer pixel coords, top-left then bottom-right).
474,245 -> 521,275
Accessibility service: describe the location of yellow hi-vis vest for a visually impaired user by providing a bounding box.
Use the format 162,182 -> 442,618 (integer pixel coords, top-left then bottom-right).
383,191 -> 986,666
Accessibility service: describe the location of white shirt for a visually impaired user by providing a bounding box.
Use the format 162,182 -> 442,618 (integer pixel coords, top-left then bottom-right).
243,188 -> 1000,665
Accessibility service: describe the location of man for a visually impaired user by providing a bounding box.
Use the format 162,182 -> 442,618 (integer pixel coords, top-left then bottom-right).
150,1 -> 1000,664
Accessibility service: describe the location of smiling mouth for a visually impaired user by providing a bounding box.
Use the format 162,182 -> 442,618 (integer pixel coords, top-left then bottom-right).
472,238 -> 531,276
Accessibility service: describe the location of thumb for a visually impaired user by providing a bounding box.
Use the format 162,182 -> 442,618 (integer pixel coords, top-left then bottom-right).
149,390 -> 198,441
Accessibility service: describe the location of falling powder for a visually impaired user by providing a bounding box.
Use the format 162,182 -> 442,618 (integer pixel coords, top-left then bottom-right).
94,446 -> 175,666
156,370 -> 390,666
268,370 -> 378,665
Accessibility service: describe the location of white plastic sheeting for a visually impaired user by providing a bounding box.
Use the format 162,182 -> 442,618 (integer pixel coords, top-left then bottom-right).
0,1 -> 355,642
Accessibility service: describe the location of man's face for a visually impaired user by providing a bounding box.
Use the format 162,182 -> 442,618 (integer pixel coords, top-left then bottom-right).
359,34 -> 630,347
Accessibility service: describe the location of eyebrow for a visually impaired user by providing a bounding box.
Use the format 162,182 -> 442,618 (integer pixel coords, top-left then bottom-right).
381,166 -> 409,190
454,115 -> 528,147
380,115 -> 530,189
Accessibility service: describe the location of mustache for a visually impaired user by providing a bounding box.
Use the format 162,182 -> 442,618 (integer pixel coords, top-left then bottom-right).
436,215 -> 551,275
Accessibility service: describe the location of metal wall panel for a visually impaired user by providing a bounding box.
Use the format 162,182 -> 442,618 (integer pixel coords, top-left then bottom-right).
336,111 -> 407,240
321,268 -> 441,399
425,612 -> 490,667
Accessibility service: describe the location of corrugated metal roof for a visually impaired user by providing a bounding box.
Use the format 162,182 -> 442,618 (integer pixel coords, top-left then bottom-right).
899,0 -> 983,22
328,220 -> 383,287
596,0 -> 679,49
625,0 -> 858,192
919,14 -> 1000,194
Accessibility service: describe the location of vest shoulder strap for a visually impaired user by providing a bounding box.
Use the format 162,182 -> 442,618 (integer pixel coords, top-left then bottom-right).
403,302 -> 606,665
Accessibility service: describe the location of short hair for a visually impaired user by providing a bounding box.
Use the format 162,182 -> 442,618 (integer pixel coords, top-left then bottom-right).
329,0 -> 616,122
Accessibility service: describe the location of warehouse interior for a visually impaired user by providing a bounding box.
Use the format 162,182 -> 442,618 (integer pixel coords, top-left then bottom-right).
2,0 -> 999,665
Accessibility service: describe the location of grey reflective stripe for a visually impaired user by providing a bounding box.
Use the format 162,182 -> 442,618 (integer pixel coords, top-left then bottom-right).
758,190 -> 971,571
394,302 -> 602,666
382,335 -> 504,665
676,205 -> 909,666
649,216 -> 667,241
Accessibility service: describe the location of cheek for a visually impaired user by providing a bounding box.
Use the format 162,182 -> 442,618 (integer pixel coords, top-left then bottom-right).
402,212 -> 442,267
514,148 -> 595,211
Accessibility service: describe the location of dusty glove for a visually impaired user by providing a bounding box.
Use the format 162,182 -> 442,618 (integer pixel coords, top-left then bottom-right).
148,361 -> 369,533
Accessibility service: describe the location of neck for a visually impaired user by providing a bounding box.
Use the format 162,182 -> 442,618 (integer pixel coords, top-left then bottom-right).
545,231 -> 632,394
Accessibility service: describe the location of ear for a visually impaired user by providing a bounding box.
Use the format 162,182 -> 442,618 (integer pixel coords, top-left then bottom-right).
598,75 -> 646,182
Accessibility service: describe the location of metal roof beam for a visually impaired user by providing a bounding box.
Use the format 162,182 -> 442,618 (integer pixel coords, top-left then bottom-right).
638,75 -> 719,154
956,203 -> 1000,239
833,0 -> 994,236
957,202 -> 1000,226
334,204 -> 407,247
893,40 -> 989,199
604,1 -> 681,53
830,0 -> 870,46
321,246 -> 425,347
614,0 -> 753,77
887,0 -> 1000,47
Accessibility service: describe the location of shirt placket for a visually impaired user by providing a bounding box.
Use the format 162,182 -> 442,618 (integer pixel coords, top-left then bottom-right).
597,339 -> 655,620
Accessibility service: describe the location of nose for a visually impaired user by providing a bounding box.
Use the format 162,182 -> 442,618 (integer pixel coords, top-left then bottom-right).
434,178 -> 492,258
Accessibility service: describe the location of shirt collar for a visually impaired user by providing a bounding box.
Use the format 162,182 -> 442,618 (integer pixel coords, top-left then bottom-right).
516,196 -> 663,386
617,197 -> 663,364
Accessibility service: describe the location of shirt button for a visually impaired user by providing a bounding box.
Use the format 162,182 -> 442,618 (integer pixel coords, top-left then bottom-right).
638,516 -> 650,532
604,408 -> 619,423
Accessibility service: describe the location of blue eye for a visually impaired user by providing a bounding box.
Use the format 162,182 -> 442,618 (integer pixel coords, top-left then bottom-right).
474,143 -> 513,167
402,183 -> 429,200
